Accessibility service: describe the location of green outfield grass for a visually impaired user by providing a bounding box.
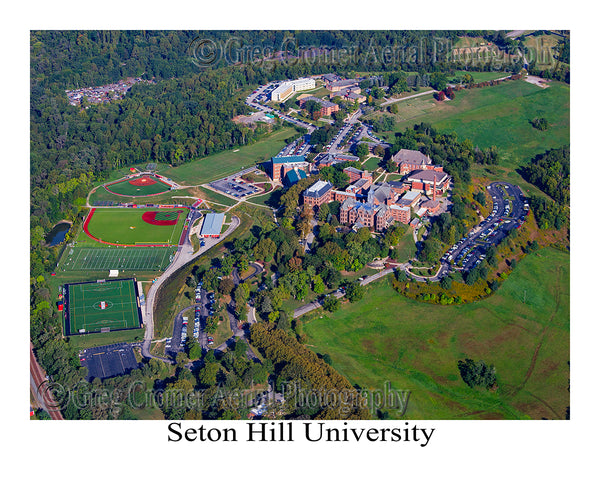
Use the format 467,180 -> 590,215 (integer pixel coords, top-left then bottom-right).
301,247 -> 569,420
79,207 -> 187,246
161,127 -> 296,185
89,185 -> 200,206
374,79 -> 569,168
59,246 -> 177,272
105,175 -> 172,196
65,279 -> 142,335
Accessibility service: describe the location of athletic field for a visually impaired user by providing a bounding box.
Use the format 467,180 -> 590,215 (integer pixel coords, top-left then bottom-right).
60,246 -> 176,272
105,175 -> 172,196
81,207 -> 187,246
64,279 -> 143,335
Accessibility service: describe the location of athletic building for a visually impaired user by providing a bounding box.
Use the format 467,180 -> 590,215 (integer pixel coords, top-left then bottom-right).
200,213 -> 225,238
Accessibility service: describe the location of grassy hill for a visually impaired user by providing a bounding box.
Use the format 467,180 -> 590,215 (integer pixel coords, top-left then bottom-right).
301,247 -> 569,420
373,79 -> 569,169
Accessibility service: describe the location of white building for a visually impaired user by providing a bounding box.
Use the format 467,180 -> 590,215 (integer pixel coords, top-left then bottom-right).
270,78 -> 316,102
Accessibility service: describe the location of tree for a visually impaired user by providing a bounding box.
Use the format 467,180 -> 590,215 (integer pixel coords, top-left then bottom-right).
457,358 -> 497,389
355,143 -> 369,160
440,276 -> 453,290
312,274 -> 326,295
218,277 -> 235,296
322,295 -> 341,312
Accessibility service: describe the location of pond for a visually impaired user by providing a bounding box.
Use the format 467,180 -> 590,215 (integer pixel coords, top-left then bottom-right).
45,222 -> 71,247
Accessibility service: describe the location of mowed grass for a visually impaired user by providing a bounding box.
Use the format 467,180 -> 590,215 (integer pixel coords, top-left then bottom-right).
161,127 -> 296,185
78,208 -> 187,246
377,79 -> 570,168
301,247 -> 569,420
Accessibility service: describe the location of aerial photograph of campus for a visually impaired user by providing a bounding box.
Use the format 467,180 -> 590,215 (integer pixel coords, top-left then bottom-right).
30,30 -> 570,421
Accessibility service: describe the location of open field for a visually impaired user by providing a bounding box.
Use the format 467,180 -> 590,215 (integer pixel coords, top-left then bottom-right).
373,79 -> 569,168
78,207 -> 187,246
301,247 -> 569,420
161,127 -> 296,185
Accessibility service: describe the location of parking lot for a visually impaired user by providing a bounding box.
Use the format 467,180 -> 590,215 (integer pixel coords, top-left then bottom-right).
209,177 -> 260,198
79,343 -> 140,381
441,182 -> 529,274
165,281 -> 217,359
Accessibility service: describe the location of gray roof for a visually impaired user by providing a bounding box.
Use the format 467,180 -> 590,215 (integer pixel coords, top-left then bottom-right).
392,149 -> 431,165
408,170 -> 448,183
304,180 -> 333,198
200,213 -> 225,236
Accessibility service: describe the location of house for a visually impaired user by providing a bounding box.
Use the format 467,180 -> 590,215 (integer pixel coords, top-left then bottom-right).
343,166 -> 371,183
303,180 -> 334,208
327,79 -> 360,92
391,149 -> 433,174
298,96 -> 339,116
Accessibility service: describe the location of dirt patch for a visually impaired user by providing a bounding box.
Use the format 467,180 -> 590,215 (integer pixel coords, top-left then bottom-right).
361,339 -> 377,355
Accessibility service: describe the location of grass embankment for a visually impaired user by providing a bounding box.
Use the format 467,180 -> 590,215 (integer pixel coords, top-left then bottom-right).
301,247 -> 569,420
161,127 -> 296,185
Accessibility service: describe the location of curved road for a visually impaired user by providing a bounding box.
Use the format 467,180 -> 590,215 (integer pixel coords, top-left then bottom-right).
141,215 -> 241,360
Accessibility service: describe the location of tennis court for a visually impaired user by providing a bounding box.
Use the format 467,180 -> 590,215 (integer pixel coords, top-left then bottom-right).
64,279 -> 143,335
60,246 -> 176,272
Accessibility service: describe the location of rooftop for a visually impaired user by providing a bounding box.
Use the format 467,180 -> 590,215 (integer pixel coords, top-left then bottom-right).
272,155 -> 307,164
408,170 -> 449,183
304,180 -> 333,198
200,213 -> 225,236
392,149 -> 431,165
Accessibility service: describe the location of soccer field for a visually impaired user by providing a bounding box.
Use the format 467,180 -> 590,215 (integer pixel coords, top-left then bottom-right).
81,207 -> 187,246
60,246 -> 176,272
64,279 -> 143,335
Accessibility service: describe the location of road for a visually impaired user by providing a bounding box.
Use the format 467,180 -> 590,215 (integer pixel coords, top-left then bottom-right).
141,214 -> 241,360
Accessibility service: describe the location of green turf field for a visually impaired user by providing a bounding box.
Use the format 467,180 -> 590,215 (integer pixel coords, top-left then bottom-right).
161,127 -> 296,185
105,175 -> 172,196
59,246 -> 177,272
301,247 -> 569,420
65,279 -> 142,335
80,207 -> 187,246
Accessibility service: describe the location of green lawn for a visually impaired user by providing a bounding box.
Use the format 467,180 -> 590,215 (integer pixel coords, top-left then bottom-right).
393,228 -> 417,262
161,127 -> 296,185
301,247 -> 569,420
79,207 -> 187,246
375,79 -> 570,168
361,156 -> 381,172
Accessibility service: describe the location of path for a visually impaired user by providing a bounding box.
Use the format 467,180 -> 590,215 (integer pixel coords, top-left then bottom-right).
141,215 -> 241,360
380,89 -> 436,107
